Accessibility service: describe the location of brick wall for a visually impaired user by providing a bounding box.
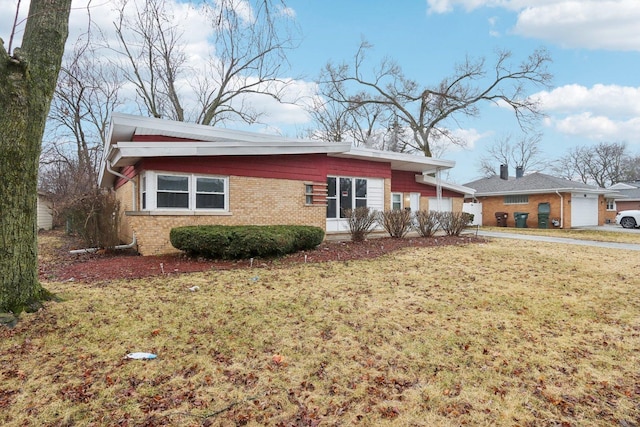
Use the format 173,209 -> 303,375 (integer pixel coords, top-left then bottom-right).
114,180 -> 135,243
479,193 -> 565,228
478,193 -> 605,228
118,175 -> 326,255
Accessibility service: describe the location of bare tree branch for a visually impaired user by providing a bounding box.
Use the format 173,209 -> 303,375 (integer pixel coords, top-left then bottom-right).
316,41 -> 552,157
477,133 -> 546,178
552,142 -> 630,187
111,0 -> 299,125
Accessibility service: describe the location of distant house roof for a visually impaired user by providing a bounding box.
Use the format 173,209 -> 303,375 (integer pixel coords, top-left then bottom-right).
99,113 -> 459,188
607,181 -> 640,201
464,172 -> 609,196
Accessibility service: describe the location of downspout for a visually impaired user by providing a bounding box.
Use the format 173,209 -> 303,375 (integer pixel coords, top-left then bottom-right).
82,156 -> 137,254
106,160 -> 137,211
555,190 -> 564,228
435,168 -> 442,211
70,233 -> 137,254
71,159 -> 139,254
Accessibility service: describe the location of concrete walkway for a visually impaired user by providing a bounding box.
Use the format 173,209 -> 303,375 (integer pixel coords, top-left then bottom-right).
475,230 -> 640,251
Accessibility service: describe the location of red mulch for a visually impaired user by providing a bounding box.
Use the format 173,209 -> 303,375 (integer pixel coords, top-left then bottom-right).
38,230 -> 486,284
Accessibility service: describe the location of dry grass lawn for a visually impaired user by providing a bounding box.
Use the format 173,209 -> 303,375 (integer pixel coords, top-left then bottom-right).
1,238 -> 639,426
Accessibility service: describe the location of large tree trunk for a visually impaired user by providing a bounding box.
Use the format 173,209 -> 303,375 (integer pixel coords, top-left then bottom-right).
0,0 -> 72,315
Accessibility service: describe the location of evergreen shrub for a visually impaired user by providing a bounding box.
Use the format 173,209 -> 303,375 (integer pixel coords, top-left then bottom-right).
170,225 -> 325,259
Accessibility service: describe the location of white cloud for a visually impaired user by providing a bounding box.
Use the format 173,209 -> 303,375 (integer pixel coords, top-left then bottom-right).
532,84 -> 640,142
431,128 -> 492,156
240,78 -> 316,125
514,1 -> 640,51
426,0 -> 640,51
426,0 -> 559,14
533,84 -> 640,117
551,113 -> 640,142
451,128 -> 491,150
278,5 -> 296,18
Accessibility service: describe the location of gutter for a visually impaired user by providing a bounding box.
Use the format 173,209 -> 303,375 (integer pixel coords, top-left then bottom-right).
474,188 -> 607,197
70,233 -> 137,254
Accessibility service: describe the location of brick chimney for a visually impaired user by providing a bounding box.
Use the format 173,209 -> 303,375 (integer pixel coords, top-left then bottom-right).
500,164 -> 508,180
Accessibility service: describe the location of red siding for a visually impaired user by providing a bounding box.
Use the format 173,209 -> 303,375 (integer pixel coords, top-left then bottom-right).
137,154 -> 393,182
142,155 -> 328,182
325,156 -> 391,178
114,165 -> 138,190
391,170 -> 463,197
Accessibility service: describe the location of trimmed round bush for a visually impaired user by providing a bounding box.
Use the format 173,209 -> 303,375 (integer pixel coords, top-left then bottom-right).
170,225 -> 325,259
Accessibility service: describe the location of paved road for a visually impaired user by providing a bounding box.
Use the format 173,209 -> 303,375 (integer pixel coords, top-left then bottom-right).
475,230 -> 640,251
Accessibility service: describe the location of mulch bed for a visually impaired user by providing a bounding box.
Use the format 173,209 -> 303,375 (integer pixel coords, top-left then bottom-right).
38,230 -> 486,284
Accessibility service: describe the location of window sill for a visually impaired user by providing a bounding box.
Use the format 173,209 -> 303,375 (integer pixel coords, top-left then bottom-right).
126,210 -> 232,216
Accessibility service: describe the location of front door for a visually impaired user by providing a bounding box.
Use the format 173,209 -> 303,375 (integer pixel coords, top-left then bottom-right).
409,193 -> 420,212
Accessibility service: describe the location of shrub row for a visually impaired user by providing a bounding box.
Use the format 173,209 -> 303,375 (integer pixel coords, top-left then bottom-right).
344,207 -> 474,241
170,225 -> 325,259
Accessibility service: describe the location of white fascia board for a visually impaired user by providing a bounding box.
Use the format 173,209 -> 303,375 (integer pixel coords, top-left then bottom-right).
416,174 -> 476,196
110,113 -> 319,145
330,147 -> 455,173
607,193 -> 627,199
108,140 -> 352,168
475,188 -> 609,197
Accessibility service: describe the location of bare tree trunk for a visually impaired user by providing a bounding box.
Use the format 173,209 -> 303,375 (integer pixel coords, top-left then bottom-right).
0,0 -> 72,315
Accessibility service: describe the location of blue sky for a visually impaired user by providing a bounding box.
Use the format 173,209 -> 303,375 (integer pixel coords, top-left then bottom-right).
2,0 -> 639,184
282,0 -> 640,183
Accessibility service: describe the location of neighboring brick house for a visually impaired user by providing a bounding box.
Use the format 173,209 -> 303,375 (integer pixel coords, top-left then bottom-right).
604,181 -> 640,223
98,113 -> 475,255
464,166 -> 609,228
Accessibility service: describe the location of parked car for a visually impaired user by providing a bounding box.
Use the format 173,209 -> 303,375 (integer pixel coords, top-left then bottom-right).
615,210 -> 640,229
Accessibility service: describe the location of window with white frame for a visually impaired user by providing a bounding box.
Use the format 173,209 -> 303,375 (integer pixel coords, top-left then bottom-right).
157,175 -> 189,208
355,179 -> 367,208
605,198 -> 616,211
141,172 -> 228,211
391,193 -> 403,210
196,177 -> 225,209
141,175 -> 147,209
326,176 -> 368,218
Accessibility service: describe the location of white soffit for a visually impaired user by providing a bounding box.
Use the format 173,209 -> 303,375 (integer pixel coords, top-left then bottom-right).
416,174 -> 476,196
330,147 -> 455,174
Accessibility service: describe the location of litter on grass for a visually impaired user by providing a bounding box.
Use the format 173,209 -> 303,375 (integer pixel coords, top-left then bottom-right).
126,352 -> 157,360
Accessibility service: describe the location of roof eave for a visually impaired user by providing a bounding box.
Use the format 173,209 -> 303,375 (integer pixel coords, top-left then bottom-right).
330,148 -> 455,173
416,174 -> 476,196
474,188 -> 609,197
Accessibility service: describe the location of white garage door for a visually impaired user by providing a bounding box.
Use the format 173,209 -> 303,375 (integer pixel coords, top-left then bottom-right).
571,193 -> 598,227
428,197 -> 452,212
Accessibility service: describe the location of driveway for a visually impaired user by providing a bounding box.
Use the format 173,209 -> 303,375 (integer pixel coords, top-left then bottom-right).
476,230 -> 640,251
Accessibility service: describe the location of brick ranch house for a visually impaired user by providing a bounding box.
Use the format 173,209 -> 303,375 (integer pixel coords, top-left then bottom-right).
98,113 -> 475,255
463,166 -> 609,228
